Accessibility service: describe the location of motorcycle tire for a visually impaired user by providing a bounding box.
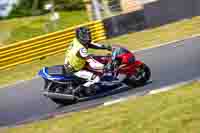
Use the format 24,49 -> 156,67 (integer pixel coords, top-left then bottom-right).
84,85 -> 99,96
127,64 -> 151,86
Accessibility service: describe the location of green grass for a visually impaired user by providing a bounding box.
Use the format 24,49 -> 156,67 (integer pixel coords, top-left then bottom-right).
1,16 -> 200,87
3,81 -> 200,133
0,10 -> 89,45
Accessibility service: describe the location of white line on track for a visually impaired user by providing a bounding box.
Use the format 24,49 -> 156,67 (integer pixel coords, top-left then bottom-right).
103,98 -> 128,106
148,78 -> 200,95
133,34 -> 200,53
103,78 -> 200,106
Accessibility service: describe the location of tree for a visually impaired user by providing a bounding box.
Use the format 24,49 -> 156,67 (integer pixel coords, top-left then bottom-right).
8,0 -> 85,18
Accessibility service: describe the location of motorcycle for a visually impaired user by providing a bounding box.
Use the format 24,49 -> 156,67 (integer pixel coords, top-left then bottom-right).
38,46 -> 151,104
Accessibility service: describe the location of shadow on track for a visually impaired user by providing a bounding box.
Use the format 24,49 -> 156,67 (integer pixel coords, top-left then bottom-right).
56,81 -> 153,109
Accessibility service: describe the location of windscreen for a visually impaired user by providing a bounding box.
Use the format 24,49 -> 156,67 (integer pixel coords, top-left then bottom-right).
112,47 -> 129,60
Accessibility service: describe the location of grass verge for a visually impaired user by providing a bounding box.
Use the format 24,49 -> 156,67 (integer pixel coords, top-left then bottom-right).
3,81 -> 200,133
1,16 -> 200,86
0,10 -> 89,45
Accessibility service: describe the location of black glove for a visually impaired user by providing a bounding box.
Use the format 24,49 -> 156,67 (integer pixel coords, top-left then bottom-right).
104,62 -> 113,72
103,44 -> 112,51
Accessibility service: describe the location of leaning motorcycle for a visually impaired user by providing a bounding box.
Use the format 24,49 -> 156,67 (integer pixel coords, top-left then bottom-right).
38,46 -> 151,104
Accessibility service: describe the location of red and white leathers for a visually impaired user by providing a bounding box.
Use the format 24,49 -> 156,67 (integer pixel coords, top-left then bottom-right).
73,57 -> 104,87
65,42 -> 108,87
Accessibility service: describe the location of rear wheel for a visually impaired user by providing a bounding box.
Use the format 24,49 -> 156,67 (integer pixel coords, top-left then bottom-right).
48,84 -> 77,105
43,81 -> 77,105
84,85 -> 99,96
73,85 -> 99,98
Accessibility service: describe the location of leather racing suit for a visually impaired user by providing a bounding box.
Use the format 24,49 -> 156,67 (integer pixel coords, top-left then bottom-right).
64,38 -> 110,87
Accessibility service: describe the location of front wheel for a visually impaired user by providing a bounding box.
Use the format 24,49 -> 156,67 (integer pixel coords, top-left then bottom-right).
127,64 -> 151,86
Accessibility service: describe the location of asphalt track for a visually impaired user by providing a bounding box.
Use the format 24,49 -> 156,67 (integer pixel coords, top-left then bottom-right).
1,36 -> 200,127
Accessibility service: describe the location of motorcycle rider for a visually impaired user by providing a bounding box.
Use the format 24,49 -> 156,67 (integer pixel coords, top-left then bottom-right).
64,26 -> 112,88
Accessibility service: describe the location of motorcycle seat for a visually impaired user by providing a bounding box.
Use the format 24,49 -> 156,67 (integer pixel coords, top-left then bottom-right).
47,65 -> 67,76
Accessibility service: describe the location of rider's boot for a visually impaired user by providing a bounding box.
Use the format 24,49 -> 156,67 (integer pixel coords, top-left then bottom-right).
83,75 -> 100,87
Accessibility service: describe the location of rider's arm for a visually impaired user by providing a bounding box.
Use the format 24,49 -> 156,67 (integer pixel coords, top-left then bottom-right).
89,42 -> 111,50
77,48 -> 89,59
77,48 -> 104,71
77,47 -> 98,61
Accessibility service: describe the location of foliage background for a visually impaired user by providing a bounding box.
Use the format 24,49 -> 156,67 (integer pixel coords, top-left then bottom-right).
8,0 -> 85,18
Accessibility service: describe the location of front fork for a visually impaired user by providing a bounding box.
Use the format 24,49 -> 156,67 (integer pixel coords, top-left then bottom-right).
130,60 -> 144,79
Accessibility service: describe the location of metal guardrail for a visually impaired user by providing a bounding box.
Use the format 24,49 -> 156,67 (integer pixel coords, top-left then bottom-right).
0,20 -> 106,70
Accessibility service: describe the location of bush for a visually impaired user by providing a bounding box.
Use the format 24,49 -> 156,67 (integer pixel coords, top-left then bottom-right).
7,0 -> 85,19
55,0 -> 85,10
8,0 -> 45,18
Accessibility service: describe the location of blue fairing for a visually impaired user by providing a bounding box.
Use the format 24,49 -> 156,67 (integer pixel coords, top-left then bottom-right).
38,67 -> 74,81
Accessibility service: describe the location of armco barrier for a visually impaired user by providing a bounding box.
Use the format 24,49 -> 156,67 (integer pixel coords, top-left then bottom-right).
143,0 -> 200,28
0,20 -> 106,70
103,10 -> 145,38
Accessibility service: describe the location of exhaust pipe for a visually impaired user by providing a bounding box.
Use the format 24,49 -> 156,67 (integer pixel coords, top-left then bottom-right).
43,91 -> 76,100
